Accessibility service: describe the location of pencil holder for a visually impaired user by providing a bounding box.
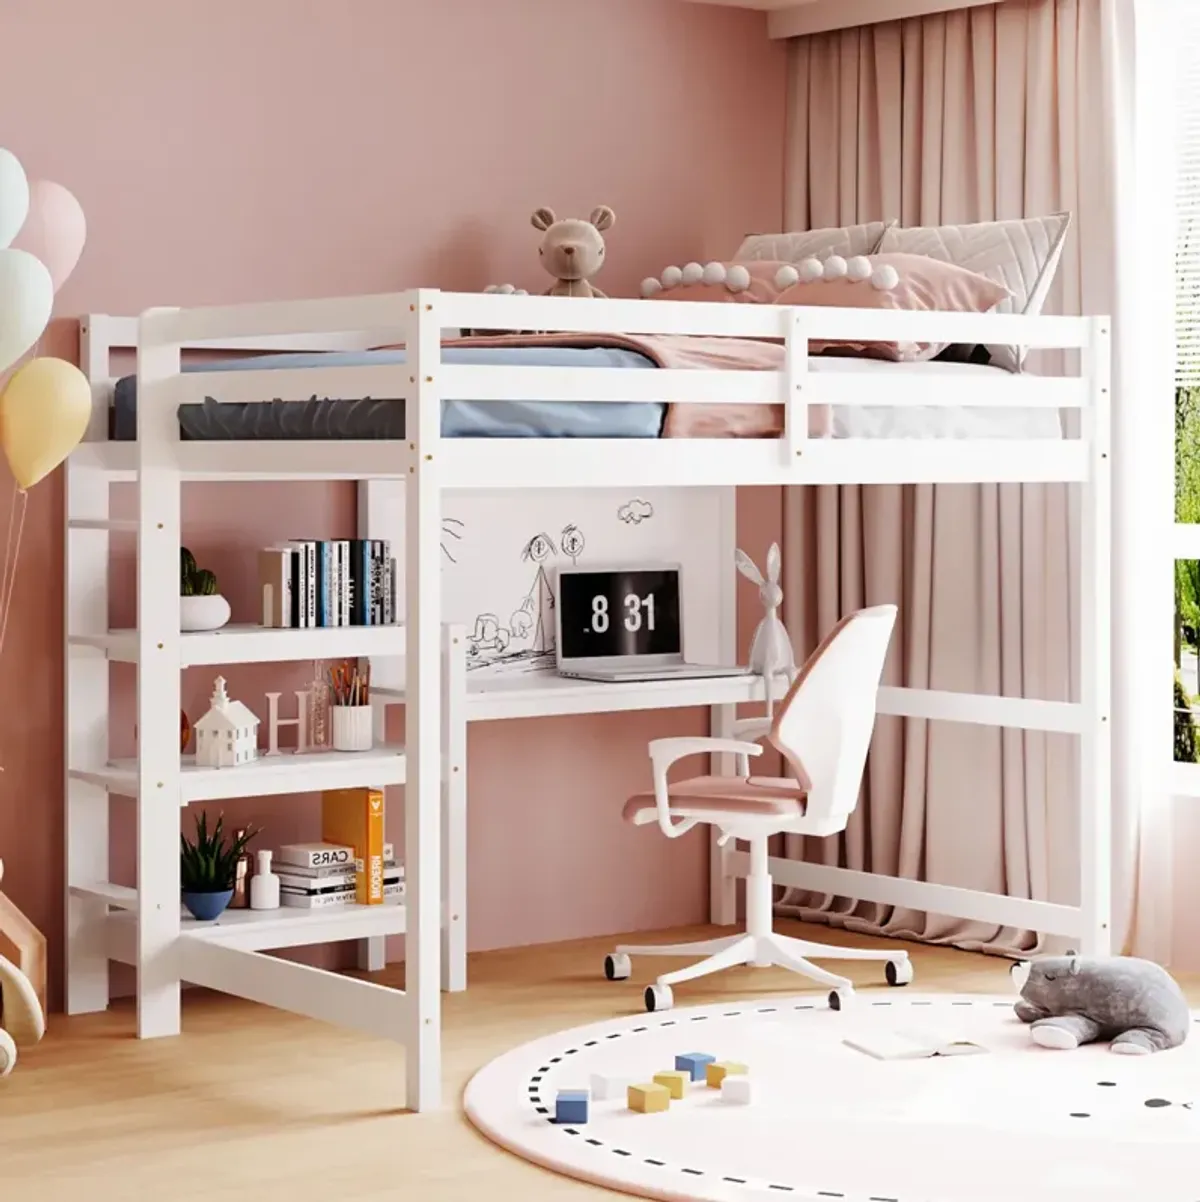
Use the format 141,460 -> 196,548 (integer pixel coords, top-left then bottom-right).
332,705 -> 373,752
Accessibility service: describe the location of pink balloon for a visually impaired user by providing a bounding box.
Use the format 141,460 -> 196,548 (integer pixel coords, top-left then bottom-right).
12,180 -> 85,293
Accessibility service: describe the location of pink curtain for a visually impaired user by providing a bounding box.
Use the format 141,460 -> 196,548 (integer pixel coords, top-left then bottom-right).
775,0 -> 1111,955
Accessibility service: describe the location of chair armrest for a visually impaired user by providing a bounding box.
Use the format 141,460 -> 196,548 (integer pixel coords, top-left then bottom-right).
644,737 -> 763,841
648,736 -> 764,774
732,716 -> 772,743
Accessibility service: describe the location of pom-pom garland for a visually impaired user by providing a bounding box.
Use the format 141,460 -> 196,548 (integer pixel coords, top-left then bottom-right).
642,254 -> 899,297
483,284 -> 530,295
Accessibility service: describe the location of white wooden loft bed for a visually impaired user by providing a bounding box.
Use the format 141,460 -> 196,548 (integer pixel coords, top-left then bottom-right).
65,290 -> 1111,1113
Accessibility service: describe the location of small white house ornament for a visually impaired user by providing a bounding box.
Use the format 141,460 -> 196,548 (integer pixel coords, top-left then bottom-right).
194,676 -> 260,769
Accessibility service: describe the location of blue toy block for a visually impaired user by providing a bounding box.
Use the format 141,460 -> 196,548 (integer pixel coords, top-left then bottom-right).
555,1089 -> 590,1124
675,1052 -> 716,1082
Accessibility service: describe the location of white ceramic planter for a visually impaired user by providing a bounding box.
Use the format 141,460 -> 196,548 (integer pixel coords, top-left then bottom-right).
180,593 -> 232,632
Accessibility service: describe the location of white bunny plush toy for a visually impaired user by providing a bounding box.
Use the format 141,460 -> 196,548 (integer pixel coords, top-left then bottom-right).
736,542 -> 797,707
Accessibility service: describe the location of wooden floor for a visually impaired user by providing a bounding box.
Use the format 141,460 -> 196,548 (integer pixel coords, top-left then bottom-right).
3,923 -> 1194,1201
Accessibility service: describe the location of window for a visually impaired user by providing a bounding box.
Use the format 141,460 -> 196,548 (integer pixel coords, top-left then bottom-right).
1174,3 -> 1200,772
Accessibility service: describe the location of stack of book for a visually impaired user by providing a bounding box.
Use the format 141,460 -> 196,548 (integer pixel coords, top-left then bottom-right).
276,841 -> 405,909
258,538 -> 397,628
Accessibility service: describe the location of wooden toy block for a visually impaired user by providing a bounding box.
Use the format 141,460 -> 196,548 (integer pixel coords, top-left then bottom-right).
555,1089 -> 589,1124
653,1070 -> 690,1100
675,1052 -> 716,1082
705,1060 -> 748,1089
721,1075 -> 753,1105
590,1072 -> 631,1101
627,1082 -> 670,1113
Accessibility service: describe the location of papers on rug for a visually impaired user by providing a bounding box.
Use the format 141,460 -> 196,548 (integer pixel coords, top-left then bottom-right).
842,1027 -> 988,1061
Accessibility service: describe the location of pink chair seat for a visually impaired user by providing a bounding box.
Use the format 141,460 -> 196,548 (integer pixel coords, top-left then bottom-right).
623,775 -> 806,824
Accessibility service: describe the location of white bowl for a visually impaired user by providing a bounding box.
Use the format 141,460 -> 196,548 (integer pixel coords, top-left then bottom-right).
180,594 -> 232,632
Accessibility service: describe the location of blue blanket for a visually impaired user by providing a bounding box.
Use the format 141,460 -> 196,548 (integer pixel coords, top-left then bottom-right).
111,345 -> 666,440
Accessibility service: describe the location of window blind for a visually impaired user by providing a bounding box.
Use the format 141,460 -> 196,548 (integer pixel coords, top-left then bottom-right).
1177,6 -> 1200,384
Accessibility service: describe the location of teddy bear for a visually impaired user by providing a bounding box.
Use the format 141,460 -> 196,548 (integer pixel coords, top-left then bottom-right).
531,205 -> 615,298
1012,953 -> 1191,1054
0,952 -> 44,1076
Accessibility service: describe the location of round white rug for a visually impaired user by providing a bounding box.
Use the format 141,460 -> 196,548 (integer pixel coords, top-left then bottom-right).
464,991 -> 1200,1202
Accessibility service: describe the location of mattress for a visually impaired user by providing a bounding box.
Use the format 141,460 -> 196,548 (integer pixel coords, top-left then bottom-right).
110,346 -> 1063,442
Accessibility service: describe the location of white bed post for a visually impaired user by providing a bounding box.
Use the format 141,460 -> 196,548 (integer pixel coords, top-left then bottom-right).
709,486 -> 740,926
135,308 -> 184,1037
64,474 -> 112,1014
64,320 -> 114,1015
404,290 -> 443,1109
442,623 -> 467,991
1079,317 -> 1113,956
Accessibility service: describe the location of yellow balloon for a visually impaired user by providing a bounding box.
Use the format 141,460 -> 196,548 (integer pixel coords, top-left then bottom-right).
0,357 -> 91,489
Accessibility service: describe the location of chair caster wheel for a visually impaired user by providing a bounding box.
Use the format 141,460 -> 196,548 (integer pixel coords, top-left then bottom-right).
645,983 -> 673,1012
604,953 -> 631,981
885,957 -> 914,987
828,987 -> 853,1012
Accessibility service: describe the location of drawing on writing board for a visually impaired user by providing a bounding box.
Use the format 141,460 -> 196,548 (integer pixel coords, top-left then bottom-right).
560,524 -> 585,564
617,498 -> 654,525
466,613 -> 511,658
441,517 -> 465,564
520,531 -> 557,657
464,529 -> 561,673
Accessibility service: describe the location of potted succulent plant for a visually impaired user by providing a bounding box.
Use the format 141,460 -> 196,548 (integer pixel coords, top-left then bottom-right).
180,811 -> 257,921
180,547 -> 231,631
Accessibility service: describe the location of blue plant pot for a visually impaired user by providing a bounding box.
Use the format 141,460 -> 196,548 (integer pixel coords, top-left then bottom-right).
182,889 -> 234,922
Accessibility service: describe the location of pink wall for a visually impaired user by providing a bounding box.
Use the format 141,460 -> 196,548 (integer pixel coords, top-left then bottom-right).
0,0 -> 786,1007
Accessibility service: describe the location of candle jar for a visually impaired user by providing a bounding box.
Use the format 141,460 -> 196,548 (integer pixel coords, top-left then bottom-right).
306,662 -> 332,752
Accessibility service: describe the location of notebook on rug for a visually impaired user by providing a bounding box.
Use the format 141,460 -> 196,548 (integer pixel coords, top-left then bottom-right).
842,1028 -> 989,1060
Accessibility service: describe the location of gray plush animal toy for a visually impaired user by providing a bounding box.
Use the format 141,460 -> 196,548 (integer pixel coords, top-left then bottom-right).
1012,954 -> 1191,1055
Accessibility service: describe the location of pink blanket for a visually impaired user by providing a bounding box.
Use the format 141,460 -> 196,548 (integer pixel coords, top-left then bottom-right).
442,333 -> 794,438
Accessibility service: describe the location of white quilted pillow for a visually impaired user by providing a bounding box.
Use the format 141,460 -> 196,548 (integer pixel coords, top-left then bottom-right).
734,221 -> 892,265
877,213 -> 1071,372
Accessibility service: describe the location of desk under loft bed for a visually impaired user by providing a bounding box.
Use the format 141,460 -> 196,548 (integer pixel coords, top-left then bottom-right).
65,291 -> 1111,1112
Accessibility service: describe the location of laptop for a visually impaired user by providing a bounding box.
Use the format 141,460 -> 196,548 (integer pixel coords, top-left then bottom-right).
554,564 -> 751,683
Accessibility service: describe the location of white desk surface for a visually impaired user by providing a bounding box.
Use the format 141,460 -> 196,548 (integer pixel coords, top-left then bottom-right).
380,669 -> 785,722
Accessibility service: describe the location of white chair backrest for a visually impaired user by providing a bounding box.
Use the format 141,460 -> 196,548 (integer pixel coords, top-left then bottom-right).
770,604 -> 897,829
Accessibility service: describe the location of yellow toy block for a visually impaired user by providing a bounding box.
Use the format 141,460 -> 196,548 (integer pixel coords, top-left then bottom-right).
653,1070 -> 690,1100
705,1060 -> 748,1089
627,1082 -> 671,1113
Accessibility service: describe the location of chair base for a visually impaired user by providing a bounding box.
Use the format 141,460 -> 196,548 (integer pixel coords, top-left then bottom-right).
606,931 -> 914,1012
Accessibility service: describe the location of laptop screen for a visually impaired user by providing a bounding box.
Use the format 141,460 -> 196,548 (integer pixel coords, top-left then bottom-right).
557,567 -> 683,662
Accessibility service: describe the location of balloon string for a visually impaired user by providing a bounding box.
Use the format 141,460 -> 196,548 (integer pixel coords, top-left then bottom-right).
0,485 -> 28,670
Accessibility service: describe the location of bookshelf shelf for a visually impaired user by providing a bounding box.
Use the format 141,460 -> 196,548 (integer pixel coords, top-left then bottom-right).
181,898 -> 407,951
69,746 -> 407,804
70,622 -> 405,667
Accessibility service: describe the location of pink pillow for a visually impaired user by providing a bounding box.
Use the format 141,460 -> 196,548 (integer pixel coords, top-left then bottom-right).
777,252 -> 1011,362
642,253 -> 1010,362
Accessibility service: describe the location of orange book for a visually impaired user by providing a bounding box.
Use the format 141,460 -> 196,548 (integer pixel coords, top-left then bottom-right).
320,787 -> 385,905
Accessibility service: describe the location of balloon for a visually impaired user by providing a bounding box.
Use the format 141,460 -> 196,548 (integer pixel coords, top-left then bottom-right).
0,249 -> 52,374
0,357 -> 91,489
12,181 -> 86,292
0,150 -> 28,251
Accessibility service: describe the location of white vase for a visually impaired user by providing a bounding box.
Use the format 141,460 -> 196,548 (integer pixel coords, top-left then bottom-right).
180,593 -> 232,632
249,850 -> 280,911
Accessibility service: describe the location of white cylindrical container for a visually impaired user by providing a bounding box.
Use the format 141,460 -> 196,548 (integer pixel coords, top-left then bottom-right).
332,705 -> 373,752
249,849 -> 280,911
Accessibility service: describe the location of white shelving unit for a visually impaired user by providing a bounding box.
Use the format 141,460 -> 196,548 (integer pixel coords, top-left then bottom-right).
65,316 -> 464,1115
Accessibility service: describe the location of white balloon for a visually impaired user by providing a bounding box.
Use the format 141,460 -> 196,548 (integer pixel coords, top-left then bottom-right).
0,150 -> 29,251
0,249 -> 53,373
